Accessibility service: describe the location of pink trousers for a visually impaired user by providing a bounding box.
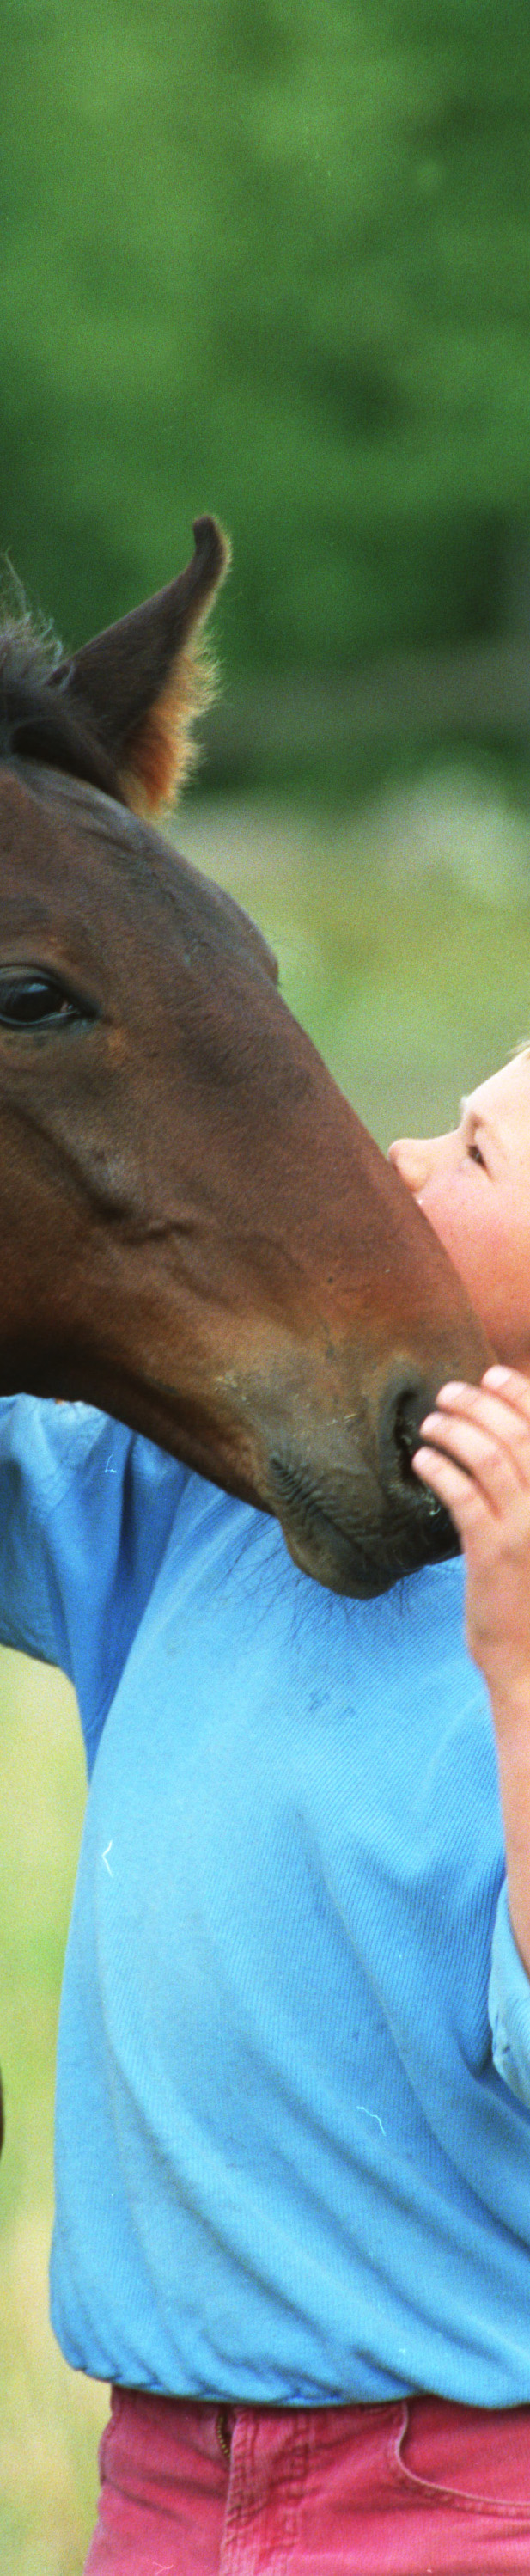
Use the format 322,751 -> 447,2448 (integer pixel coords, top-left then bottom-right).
83,2386 -> 530,2573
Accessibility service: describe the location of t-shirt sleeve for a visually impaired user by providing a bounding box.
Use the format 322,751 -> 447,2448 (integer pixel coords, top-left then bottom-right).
0,1395 -> 188,1765
488,1877 -> 530,2107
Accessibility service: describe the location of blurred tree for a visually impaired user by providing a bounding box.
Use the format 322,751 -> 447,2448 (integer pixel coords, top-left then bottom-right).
1,0 -> 530,683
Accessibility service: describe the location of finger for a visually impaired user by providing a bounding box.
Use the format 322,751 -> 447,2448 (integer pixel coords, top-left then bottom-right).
412,1442 -> 490,1537
437,1371 -> 530,1439
482,1365 -> 530,1427
424,1384 -> 530,1488
417,1412 -> 518,1515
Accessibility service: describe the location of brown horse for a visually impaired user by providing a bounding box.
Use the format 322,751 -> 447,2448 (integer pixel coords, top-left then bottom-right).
0,515 -> 488,1606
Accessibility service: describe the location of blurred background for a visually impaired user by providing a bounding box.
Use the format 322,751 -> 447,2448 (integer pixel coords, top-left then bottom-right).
3,1 -> 530,2566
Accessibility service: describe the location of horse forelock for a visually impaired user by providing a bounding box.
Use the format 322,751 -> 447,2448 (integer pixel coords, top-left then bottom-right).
0,587 -> 64,685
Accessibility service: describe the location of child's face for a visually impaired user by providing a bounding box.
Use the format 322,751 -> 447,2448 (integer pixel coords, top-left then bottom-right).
388,1054 -> 530,1371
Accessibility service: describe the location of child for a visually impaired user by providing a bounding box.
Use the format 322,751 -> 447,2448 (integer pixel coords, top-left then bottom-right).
3,1049 -> 530,2573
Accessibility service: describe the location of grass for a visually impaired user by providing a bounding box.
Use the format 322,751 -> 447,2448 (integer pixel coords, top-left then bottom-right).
3,766 -> 530,2568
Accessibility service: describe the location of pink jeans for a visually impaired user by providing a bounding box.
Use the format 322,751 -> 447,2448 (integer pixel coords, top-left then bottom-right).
83,2386 -> 530,2572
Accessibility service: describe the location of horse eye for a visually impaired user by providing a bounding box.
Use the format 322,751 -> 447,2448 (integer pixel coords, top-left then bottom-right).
0,973 -> 95,1028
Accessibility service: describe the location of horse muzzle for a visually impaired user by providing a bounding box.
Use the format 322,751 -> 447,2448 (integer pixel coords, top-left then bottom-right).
268,1361 -> 461,1597
270,1455 -> 458,1595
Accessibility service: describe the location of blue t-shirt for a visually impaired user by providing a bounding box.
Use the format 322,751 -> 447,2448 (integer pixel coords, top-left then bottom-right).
1,1395 -> 530,2407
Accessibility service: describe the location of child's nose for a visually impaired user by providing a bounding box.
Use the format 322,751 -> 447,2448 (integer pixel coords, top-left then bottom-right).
387,1137 -> 432,1198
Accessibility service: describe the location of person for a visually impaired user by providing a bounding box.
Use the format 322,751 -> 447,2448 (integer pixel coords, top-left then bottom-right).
3,1049 -> 530,2575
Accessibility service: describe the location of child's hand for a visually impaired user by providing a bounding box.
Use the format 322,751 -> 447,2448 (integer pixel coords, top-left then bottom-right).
413,1368 -> 530,1716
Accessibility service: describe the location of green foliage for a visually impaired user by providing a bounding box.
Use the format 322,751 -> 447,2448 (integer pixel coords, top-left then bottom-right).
2,1 -> 530,676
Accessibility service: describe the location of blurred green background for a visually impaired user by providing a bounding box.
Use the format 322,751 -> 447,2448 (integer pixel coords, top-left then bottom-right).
3,2 -> 530,2567
3,0 -> 530,744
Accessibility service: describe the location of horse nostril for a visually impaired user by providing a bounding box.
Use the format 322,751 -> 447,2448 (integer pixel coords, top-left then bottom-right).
378,1374 -> 431,1494
377,1370 -> 456,1547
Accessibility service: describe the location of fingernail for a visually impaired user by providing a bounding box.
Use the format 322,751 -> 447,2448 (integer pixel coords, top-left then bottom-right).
483,1365 -> 511,1386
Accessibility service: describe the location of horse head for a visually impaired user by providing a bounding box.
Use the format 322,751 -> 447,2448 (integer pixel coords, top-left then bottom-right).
0,518 -> 489,1594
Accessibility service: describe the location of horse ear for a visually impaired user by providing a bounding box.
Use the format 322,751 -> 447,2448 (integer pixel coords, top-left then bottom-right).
50,516 -> 230,813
